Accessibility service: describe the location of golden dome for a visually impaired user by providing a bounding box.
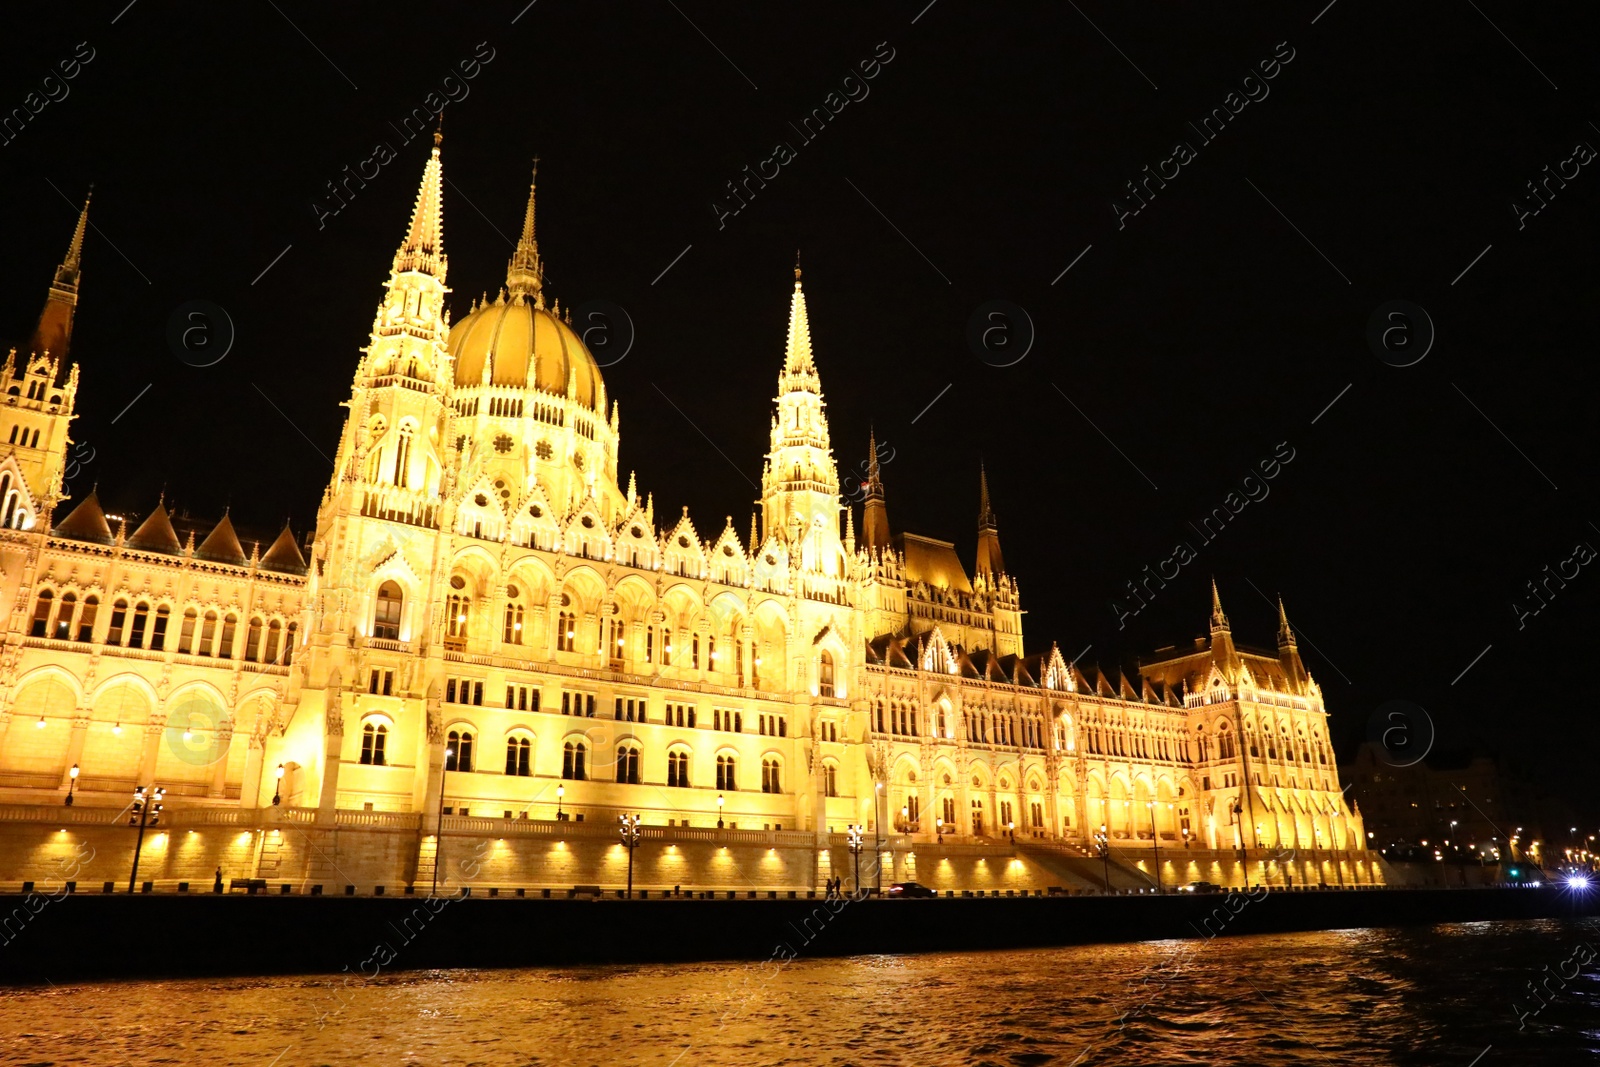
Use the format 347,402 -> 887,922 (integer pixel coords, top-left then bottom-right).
446,297 -> 601,408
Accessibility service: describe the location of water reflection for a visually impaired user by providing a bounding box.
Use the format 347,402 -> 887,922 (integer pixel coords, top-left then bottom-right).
1,918 -> 1595,1066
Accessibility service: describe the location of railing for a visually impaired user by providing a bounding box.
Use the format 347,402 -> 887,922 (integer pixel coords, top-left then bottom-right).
337,810 -> 421,829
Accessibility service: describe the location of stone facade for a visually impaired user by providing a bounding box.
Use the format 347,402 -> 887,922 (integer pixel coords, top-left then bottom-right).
0,144 -> 1378,893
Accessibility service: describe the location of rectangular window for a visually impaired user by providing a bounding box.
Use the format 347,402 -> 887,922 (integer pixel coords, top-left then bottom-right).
370,670 -> 382,695
508,686 -> 516,710
383,671 -> 393,697
562,692 -> 571,715
585,694 -> 595,717
474,682 -> 484,707
447,679 -> 458,704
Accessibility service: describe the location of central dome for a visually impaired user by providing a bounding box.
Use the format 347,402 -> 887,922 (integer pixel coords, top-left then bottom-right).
446,297 -> 602,409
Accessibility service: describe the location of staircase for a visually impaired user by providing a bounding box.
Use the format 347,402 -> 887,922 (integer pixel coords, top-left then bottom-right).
1016,841 -> 1155,893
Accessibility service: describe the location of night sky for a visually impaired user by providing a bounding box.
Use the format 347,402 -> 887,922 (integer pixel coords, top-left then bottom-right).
4,3 -> 1597,812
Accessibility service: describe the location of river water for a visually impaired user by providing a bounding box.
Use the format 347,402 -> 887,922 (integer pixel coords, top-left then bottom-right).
1,918 -> 1596,1065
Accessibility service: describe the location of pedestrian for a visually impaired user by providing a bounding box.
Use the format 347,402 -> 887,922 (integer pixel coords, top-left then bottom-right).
214,866 -> 224,894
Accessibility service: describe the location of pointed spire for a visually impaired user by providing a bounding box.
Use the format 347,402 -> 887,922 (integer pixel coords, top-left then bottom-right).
1276,595 -> 1295,647
1210,578 -> 1229,631
783,259 -> 815,375
749,512 -> 760,554
626,469 -> 637,507
975,463 -> 1005,577
29,188 -> 91,361
505,157 -> 544,305
394,140 -> 446,279
863,429 -> 891,552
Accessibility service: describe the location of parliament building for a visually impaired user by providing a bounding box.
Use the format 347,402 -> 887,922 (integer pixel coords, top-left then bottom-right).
0,140 -> 1379,894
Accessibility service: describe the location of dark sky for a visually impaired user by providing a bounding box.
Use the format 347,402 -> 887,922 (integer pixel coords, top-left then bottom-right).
4,2 -> 1597,813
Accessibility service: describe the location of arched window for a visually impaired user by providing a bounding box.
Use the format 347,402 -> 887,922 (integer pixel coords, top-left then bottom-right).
446,729 -> 474,772
505,736 -> 532,776
283,621 -> 298,664
29,589 -> 52,637
373,581 -> 403,639
129,602 -> 150,648
716,753 -> 737,791
244,617 -> 263,662
151,605 -> 171,651
361,723 -> 388,766
617,744 -> 641,784
447,576 -> 469,642
76,595 -> 99,642
503,601 -> 524,644
106,599 -> 129,645
198,611 -> 218,656
557,610 -> 576,652
692,633 -> 701,669
819,650 -> 835,691
52,591 -> 76,640
264,619 -> 282,663
667,749 -> 690,788
562,740 -> 587,780
218,613 -> 238,659
823,762 -> 836,797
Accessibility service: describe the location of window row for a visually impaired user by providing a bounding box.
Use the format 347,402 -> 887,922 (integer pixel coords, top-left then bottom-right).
30,590 -> 297,664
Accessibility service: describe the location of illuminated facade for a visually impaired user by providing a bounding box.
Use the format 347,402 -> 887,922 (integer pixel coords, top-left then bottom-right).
0,143 -> 1371,890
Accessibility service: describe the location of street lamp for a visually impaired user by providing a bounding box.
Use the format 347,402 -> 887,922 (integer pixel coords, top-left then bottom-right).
847,823 -> 864,895
64,764 -> 78,807
272,763 -> 284,806
874,783 -> 884,894
717,793 -> 725,829
619,813 -> 642,898
432,746 -> 452,898
556,782 -> 565,821
127,784 -> 165,893
1147,801 -> 1163,895
1094,825 -> 1111,893
900,804 -> 909,833
1007,820 -> 1015,841
936,816 -> 944,844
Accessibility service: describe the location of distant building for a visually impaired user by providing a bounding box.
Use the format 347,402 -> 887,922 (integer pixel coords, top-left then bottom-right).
1348,743 -> 1578,867
0,141 -> 1376,891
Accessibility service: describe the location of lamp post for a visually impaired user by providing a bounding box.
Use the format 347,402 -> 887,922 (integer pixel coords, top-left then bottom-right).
936,816 -> 944,844
874,783 -> 883,894
1007,820 -> 1015,841
64,764 -> 78,807
271,763 -> 284,806
1094,825 -> 1111,894
900,805 -> 910,833
619,813 -> 642,898
431,746 -> 452,898
847,823 -> 864,895
1147,801 -> 1163,895
127,784 -> 165,893
717,793 -> 725,829
556,782 -> 565,821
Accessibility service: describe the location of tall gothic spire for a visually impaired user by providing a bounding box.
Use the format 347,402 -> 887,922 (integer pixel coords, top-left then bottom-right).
783,256 -> 815,376
863,428 -> 891,552
975,462 -> 1005,577
1276,595 -> 1295,647
1210,578 -> 1229,631
394,132 -> 446,280
505,158 -> 544,305
28,189 -> 91,361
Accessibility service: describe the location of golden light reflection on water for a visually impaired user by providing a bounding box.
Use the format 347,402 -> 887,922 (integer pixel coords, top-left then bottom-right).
1,920 -> 1597,1066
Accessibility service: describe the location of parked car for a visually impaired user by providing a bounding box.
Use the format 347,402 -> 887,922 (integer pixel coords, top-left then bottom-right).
885,881 -> 938,898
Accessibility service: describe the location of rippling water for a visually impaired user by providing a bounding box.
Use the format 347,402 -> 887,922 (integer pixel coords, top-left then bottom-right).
3,919 -> 1597,1066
